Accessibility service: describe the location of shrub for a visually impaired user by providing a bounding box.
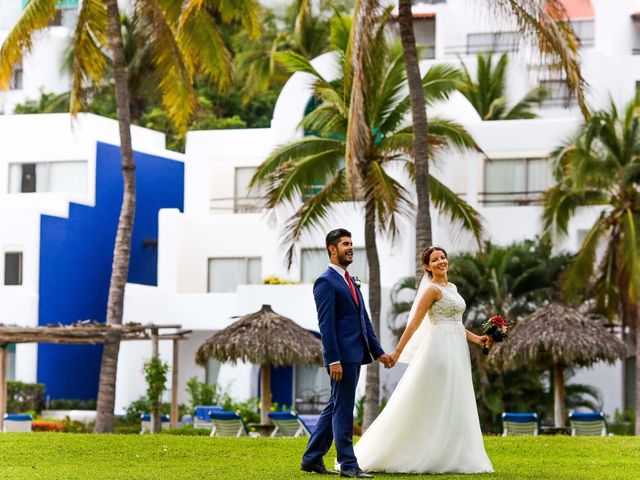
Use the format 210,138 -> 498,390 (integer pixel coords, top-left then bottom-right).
7,381 -> 45,414
32,420 -> 65,432
608,409 -> 635,435
159,424 -> 210,436
48,399 -> 97,410
263,276 -> 300,285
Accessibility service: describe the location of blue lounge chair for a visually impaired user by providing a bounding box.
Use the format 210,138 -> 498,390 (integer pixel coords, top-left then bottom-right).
193,405 -> 223,429
140,413 -> 170,433
268,411 -> 312,438
501,412 -> 539,436
2,414 -> 33,433
569,411 -> 607,436
210,411 -> 256,437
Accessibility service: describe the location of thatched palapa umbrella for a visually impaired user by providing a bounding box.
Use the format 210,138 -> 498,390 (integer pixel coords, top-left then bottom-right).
196,305 -> 323,425
488,303 -> 627,427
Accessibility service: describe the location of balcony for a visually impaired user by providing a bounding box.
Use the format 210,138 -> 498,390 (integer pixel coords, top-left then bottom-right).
478,191 -> 545,207
209,197 -> 265,214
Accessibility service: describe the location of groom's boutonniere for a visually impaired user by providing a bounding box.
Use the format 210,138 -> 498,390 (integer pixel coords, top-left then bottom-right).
353,276 -> 362,289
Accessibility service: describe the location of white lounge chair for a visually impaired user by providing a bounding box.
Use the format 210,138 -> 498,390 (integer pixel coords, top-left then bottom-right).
268,411 -> 312,438
140,413 -> 170,433
3,414 -> 33,432
501,412 -> 538,436
569,411 -> 607,436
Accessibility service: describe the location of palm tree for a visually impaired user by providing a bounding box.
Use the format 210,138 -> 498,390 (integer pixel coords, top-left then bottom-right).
382,0 -> 589,286
457,52 -> 549,120
542,95 -> 640,434
0,0 -> 261,432
252,12 -> 483,430
236,0 -> 354,101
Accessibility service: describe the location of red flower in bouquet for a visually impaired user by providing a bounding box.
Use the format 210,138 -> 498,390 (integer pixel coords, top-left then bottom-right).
481,314 -> 511,355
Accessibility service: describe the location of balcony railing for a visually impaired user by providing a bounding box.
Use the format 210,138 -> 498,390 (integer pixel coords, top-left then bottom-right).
479,191 -> 545,206
444,43 -> 519,56
210,197 -> 265,214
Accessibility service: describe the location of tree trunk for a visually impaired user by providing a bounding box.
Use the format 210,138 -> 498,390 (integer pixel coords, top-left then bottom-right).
362,204 -> 382,431
150,328 -> 160,434
260,363 -> 271,426
553,364 -> 566,428
94,0 -> 136,433
398,0 -> 432,286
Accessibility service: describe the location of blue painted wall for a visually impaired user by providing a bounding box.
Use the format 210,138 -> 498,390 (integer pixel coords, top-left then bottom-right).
38,142 -> 184,400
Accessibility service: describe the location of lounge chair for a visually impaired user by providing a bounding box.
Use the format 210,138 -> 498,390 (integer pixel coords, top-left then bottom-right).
140,413 -> 170,433
569,411 -> 607,436
501,412 -> 539,436
193,405 -> 223,429
2,414 -> 33,432
268,411 -> 312,438
210,411 -> 257,437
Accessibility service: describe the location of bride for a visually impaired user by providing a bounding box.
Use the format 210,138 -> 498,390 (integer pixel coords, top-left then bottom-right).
354,246 -> 494,474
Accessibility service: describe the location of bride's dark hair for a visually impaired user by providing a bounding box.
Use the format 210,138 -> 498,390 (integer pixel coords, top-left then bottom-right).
421,246 -> 448,278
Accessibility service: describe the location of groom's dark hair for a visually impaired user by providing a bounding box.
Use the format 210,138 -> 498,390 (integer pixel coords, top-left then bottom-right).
326,228 -> 351,257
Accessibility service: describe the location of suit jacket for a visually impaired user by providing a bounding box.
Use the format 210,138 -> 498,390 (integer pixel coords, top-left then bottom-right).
313,267 -> 385,366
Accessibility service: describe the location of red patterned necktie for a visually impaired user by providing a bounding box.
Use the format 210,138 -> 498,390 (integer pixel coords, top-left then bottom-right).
345,272 -> 359,306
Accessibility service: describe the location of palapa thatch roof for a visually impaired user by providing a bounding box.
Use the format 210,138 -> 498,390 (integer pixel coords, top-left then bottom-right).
195,305 -> 323,367
488,303 -> 627,371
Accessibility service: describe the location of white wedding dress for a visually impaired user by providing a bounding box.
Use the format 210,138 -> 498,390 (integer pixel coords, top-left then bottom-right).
354,282 -> 493,474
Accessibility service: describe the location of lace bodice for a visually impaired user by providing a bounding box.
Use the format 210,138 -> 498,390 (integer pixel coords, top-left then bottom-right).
429,283 -> 466,325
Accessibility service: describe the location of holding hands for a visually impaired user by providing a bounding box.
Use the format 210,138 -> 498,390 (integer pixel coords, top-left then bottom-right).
378,353 -> 396,369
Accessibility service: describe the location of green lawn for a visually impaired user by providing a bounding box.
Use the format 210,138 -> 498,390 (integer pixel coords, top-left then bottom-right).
0,434 -> 638,479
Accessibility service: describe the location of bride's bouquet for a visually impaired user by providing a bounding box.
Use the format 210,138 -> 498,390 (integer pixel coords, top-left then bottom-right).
481,315 -> 510,355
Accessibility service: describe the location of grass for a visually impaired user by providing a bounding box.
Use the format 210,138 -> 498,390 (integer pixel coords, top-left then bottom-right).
0,434 -> 638,479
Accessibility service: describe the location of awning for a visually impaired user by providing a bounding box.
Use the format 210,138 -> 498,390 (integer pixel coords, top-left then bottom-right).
548,0 -> 595,21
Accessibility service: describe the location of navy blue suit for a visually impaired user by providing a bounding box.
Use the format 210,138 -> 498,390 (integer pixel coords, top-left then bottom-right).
302,267 -> 385,471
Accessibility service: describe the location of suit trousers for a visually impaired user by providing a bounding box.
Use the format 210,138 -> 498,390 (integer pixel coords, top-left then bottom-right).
302,362 -> 361,470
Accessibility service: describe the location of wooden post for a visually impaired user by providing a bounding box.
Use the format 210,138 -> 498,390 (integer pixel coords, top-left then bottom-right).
0,346 -> 7,431
151,328 -> 160,434
260,363 -> 271,425
170,339 -> 179,429
553,364 -> 566,428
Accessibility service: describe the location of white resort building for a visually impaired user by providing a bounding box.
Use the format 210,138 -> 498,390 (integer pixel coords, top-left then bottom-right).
0,0 -> 638,418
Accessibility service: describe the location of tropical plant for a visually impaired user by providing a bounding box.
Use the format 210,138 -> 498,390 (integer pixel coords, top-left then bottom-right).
144,357 -> 170,433
370,0 -> 588,287
235,0 -> 354,101
252,11 -> 483,430
542,95 -> 640,434
457,52 -> 549,120
0,0 -> 261,432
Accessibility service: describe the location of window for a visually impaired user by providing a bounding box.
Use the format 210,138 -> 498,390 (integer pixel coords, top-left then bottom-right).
569,20 -> 595,47
295,364 -> 331,414
4,252 -> 23,286
234,167 -> 264,213
301,248 -> 368,284
482,158 -> 552,206
466,31 -> 519,54
539,80 -> 572,107
207,257 -> 261,292
8,161 -> 88,195
9,61 -> 23,90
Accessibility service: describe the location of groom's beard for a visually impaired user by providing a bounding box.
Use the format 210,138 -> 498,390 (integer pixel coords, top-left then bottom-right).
337,252 -> 353,268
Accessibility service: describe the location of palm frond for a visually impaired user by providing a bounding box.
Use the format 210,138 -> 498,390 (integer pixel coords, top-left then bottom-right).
563,214 -> 607,300
504,86 -> 549,120
135,0 -> 196,133
69,0 -> 108,115
281,172 -> 348,267
428,175 -> 485,247
0,0 -> 58,89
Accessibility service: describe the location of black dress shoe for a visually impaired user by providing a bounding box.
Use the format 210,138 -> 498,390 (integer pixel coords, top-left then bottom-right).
340,469 -> 373,479
300,463 -> 338,475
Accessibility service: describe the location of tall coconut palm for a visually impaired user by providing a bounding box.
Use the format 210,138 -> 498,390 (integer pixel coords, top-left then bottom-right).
457,52 -> 549,120
0,0 -> 261,432
252,12 -> 484,430
389,0 -> 588,286
542,95 -> 640,434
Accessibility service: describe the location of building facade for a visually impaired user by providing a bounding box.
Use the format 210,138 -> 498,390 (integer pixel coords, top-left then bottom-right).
1,0 -> 637,416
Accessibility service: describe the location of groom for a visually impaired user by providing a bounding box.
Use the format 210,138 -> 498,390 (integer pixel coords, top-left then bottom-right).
301,228 -> 394,479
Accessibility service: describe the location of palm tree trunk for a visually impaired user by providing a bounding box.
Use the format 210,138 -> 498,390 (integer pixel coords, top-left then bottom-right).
362,204 -> 382,431
636,312 -> 640,435
397,0 -> 432,285
553,364 -> 566,428
94,0 -> 136,433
